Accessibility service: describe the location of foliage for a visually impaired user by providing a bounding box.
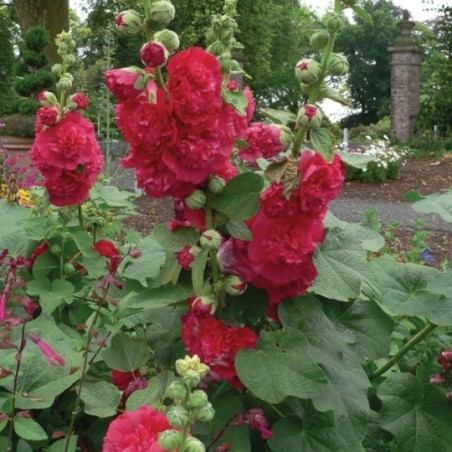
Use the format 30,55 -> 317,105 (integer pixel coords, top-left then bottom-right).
0,11 -> 16,108
0,113 -> 35,137
336,0 -> 402,127
1,1 -> 452,451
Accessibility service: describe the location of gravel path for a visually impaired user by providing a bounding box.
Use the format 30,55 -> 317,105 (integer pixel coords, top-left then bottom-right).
108,161 -> 452,233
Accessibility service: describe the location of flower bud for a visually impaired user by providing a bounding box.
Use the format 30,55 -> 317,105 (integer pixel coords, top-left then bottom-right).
310,30 -> 329,50
63,262 -> 75,275
116,10 -> 142,36
184,437 -> 206,452
328,53 -> 349,76
167,406 -> 190,428
51,64 -> 64,76
200,230 -> 223,250
63,54 -> 76,65
297,104 -> 323,129
56,77 -> 72,91
38,90 -> 57,107
183,369 -> 201,388
68,92 -> 89,110
323,12 -> 345,32
189,390 -> 209,409
193,403 -> 215,423
191,296 -> 216,316
295,59 -> 321,84
154,29 -> 180,53
166,381 -> 187,400
207,176 -> 225,194
184,190 -> 206,210
207,41 -> 227,56
205,28 -> 219,44
158,429 -> 182,450
57,42 -> 68,54
276,124 -> 293,148
50,245 -> 61,256
140,41 -> 169,68
149,1 -> 175,25
224,275 -> 247,296
175,358 -> 189,376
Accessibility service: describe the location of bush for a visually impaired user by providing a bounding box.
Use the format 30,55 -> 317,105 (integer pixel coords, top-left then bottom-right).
0,113 -> 36,137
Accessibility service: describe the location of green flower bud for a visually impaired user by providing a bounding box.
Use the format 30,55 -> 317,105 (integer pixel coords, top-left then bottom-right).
328,53 -> 349,76
58,42 -> 68,54
67,39 -> 76,50
207,176 -> 225,194
57,77 -> 72,91
166,381 -> 187,400
310,30 -> 329,50
51,64 -> 64,76
176,355 -> 210,379
188,390 -> 209,409
275,124 -> 293,148
219,56 -> 232,73
158,429 -> 182,450
220,28 -> 234,43
224,274 -> 247,296
200,230 -> 223,250
149,1 -> 175,25
207,41 -> 227,56
205,28 -> 219,44
39,90 -> 58,106
183,369 -> 201,388
297,104 -> 323,129
183,437 -> 206,452
295,59 -> 321,84
63,262 -> 75,275
167,406 -> 190,428
154,29 -> 180,53
175,358 -> 189,376
50,245 -> 61,256
193,403 -> 215,422
116,10 -> 142,36
184,190 -> 206,210
323,12 -> 345,32
63,54 -> 76,65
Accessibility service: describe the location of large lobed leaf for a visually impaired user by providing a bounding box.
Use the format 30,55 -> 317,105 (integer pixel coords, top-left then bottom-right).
412,189 -> 452,223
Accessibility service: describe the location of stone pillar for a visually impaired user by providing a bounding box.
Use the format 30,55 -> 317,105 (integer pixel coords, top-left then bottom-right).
388,11 -> 422,142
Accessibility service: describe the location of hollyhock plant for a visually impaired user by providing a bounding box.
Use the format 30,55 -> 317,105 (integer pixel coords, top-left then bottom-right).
103,406 -> 172,451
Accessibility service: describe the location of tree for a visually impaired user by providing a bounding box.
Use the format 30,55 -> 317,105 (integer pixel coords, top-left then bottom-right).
335,0 -> 402,127
0,8 -> 15,112
12,0 -> 69,65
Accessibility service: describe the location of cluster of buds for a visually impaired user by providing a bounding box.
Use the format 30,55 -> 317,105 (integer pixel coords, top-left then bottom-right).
430,350 -> 452,401
116,1 -> 179,70
54,31 -> 77,92
205,0 -> 242,74
157,355 -> 213,451
297,104 -> 323,130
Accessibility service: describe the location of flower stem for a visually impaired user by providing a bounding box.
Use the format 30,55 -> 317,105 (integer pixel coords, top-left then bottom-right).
77,204 -> 84,229
370,322 -> 437,380
64,292 -> 107,452
7,320 -> 27,452
178,389 -> 192,451
205,207 -> 221,285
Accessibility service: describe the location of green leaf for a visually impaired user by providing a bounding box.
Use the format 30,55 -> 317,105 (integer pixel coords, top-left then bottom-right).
403,190 -> 425,202
123,283 -> 192,313
191,249 -> 209,296
412,189 -> 452,223
260,108 -> 297,126
123,236 -> 166,287
80,381 -> 121,418
14,417 -> 47,441
0,200 -> 32,240
225,220 -> 252,241
26,278 -> 74,314
0,231 -> 34,258
279,297 -> 370,447
70,230 -> 96,257
324,212 -> 384,252
312,227 -> 377,301
324,298 -> 393,360
269,399 -> 357,452
160,253 -> 182,285
31,253 -> 59,279
151,224 -> 199,252
235,328 -> 328,404
47,436 -> 78,452
351,5 -> 373,25
223,89 -> 248,116
309,128 -> 334,162
372,256 -> 452,325
90,183 -> 137,208
101,332 -> 149,371
378,366 -> 452,451
336,150 -> 376,170
207,173 -> 264,221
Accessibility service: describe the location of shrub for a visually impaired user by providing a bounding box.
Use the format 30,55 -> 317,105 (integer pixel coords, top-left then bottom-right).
0,114 -> 36,137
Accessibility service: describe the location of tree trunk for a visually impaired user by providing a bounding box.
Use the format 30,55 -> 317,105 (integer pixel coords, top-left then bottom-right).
12,0 -> 69,65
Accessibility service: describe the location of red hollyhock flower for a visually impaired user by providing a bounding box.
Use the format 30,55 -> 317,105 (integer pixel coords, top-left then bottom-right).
37,106 -> 59,128
94,240 -> 120,259
176,245 -> 195,270
71,92 -> 89,110
298,151 -> 345,215
240,122 -> 286,162
105,68 -> 146,102
181,311 -> 257,389
111,369 -> 141,391
103,406 -> 171,452
26,241 -> 48,270
167,47 -> 224,127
